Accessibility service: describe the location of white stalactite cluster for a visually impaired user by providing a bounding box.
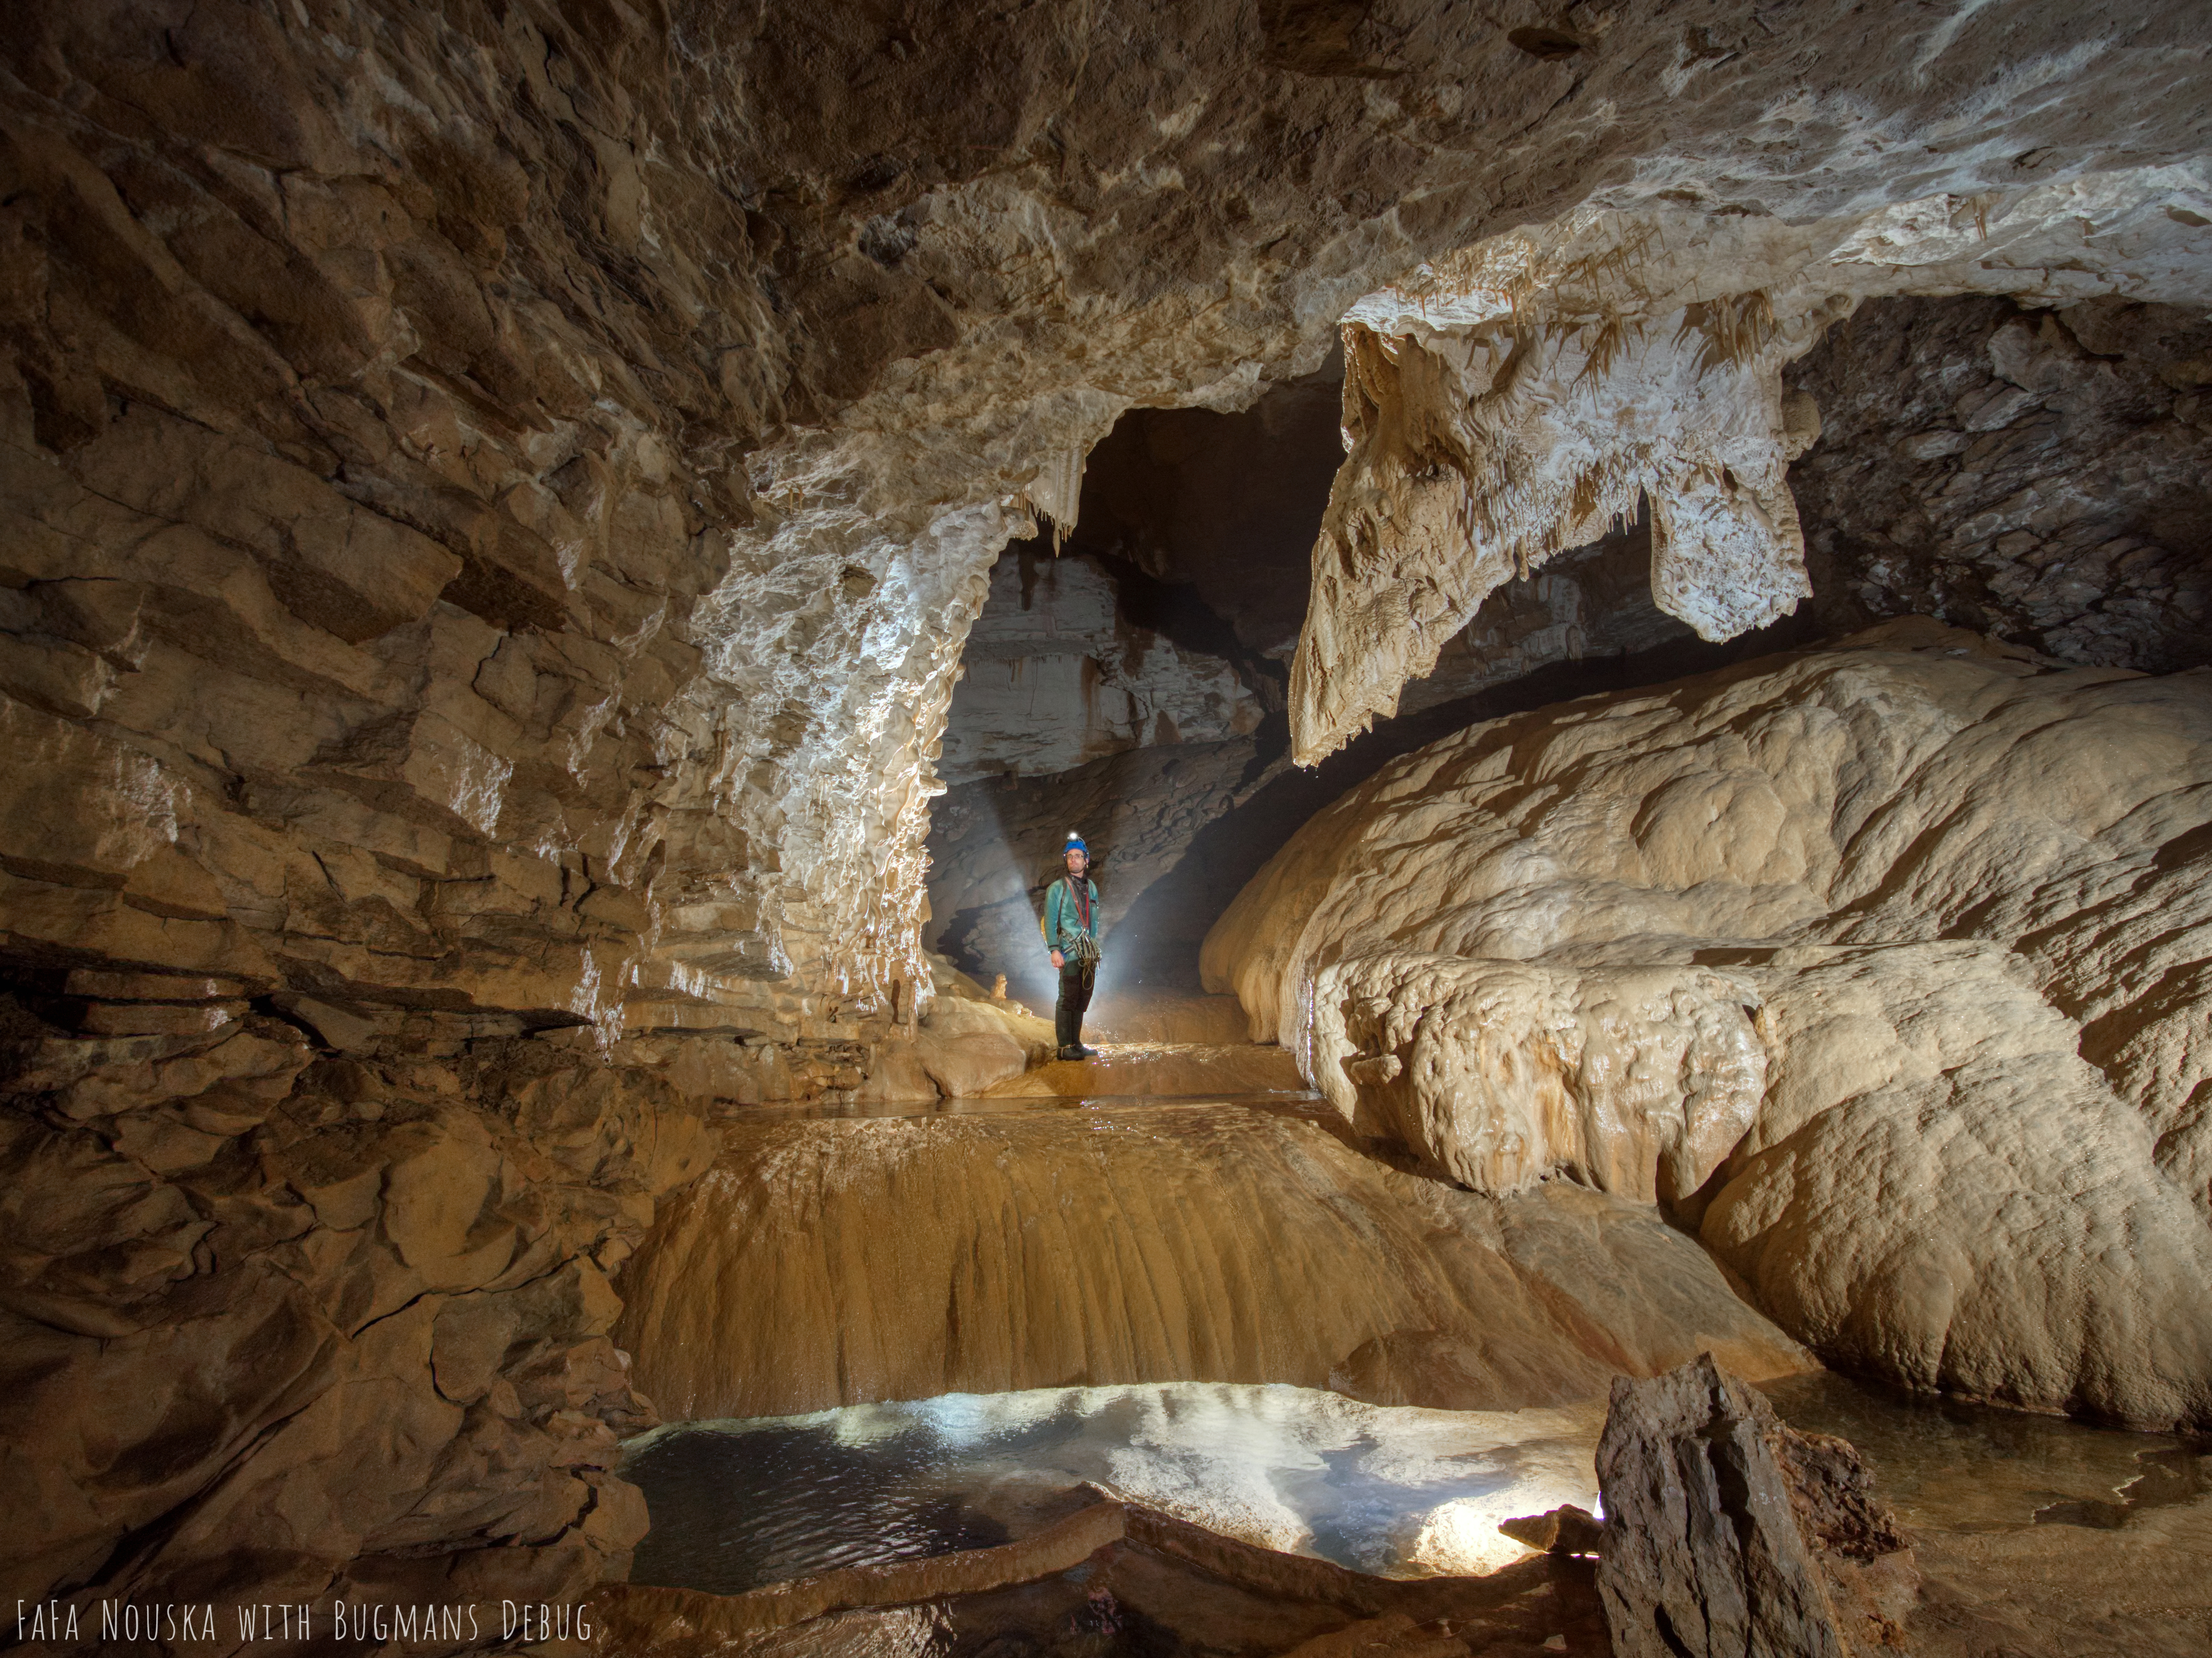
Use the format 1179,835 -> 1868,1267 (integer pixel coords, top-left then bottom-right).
1291,167 -> 2212,764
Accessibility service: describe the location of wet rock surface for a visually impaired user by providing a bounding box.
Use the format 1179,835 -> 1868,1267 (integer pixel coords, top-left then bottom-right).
1209,622 -> 2212,1426
576,1493 -> 1613,1658
1906,1494 -> 2212,1658
614,1099 -> 1811,1422
5,0 -> 2212,1632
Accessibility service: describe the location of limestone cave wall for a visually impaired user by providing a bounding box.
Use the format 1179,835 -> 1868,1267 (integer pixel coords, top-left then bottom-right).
4,0 -> 2212,1641
1787,294 -> 2212,670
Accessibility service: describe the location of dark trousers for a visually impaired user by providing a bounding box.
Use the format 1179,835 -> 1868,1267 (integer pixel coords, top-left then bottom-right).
1055,957 -> 1096,1050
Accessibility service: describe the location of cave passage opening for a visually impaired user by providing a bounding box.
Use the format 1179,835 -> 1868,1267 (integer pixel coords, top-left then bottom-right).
920,358 -> 1809,1018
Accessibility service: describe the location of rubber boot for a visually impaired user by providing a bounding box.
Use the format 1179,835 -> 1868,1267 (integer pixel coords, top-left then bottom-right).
1056,979 -> 1080,1061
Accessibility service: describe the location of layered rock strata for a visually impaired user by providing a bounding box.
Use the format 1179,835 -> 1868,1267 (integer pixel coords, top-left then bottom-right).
937,548 -> 1267,784
613,1101 -> 1810,1422
1207,622 -> 2212,1425
8,0 -> 2207,1041
0,1007 -> 714,1631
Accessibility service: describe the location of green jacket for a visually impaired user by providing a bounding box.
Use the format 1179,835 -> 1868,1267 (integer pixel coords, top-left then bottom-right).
1042,876 -> 1100,954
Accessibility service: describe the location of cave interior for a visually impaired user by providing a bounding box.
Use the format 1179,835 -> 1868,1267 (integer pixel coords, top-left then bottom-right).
3,3 -> 2212,1656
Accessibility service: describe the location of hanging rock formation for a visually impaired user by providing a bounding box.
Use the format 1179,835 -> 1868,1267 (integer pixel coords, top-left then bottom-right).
5,0 -> 2212,1630
1293,175 -> 2212,763
1209,621 -> 2212,1426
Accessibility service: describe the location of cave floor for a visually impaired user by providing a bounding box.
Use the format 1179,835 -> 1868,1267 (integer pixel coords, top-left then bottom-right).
548,1373 -> 2212,1658
606,1036 -> 2212,1656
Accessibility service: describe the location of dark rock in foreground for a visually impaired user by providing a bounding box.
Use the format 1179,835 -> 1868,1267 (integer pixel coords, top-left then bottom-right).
1596,1355 -> 1915,1658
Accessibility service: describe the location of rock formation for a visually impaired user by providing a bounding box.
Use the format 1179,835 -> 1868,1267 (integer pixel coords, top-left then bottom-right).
1208,622 -> 2212,1426
1595,1355 -> 1916,1658
937,547 -> 1267,785
5,0 -> 2212,1633
1788,295 -> 2212,672
614,1103 -> 1810,1422
0,1011 -> 714,1624
1293,179 -> 2212,762
587,1489 -> 1614,1658
1308,956 -> 1766,1204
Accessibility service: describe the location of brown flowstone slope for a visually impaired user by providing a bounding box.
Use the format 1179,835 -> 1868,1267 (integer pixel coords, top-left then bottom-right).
1206,621 -> 2212,1426
614,1102 -> 1810,1422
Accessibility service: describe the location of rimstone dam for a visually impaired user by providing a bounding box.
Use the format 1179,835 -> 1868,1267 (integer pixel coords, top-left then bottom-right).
2,3 -> 2211,1655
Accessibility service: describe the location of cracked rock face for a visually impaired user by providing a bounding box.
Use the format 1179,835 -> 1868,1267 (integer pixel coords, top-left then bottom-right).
1788,294 -> 2212,672
1595,1354 -> 1916,1658
0,1008 -> 713,1622
1208,622 -> 2212,1426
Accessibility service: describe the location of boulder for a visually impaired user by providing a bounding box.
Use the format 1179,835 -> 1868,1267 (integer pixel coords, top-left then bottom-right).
1207,624 -> 2212,1425
914,995 -> 1053,1096
1595,1355 -> 1915,1658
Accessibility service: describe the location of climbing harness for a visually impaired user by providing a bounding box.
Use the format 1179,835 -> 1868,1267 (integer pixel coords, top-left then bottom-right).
1065,878 -> 1101,966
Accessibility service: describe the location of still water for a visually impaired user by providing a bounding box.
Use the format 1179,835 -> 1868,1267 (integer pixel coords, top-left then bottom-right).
622,1373 -> 2209,1598
623,1383 -> 1603,1594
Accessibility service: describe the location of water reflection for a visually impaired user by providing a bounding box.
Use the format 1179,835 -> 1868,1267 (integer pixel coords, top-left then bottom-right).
622,1382 -> 1603,1595
1759,1370 -> 2212,1535
623,1371 -> 2212,1600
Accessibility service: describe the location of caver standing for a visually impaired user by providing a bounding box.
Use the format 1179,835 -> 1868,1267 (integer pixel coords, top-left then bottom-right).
1043,831 -> 1102,1061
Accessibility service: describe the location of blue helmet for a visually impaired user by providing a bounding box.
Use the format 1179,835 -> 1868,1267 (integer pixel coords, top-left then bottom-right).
1063,831 -> 1089,859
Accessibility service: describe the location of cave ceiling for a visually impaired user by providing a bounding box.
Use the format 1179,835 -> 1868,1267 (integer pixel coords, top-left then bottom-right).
6,0 -> 2206,1028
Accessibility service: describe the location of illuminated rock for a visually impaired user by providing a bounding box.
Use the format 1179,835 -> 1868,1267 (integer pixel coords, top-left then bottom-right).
1307,955 -> 1764,1202
614,1103 -> 1811,1421
1293,168 -> 2212,764
1211,623 -> 2212,1425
